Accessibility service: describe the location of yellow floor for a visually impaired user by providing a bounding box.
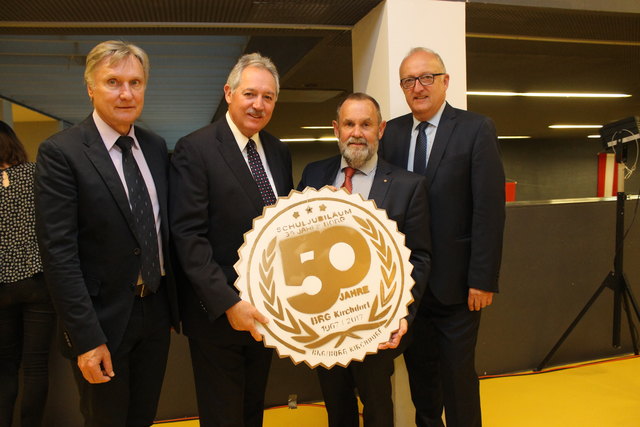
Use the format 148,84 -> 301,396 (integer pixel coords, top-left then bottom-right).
157,355 -> 640,426
481,355 -> 640,427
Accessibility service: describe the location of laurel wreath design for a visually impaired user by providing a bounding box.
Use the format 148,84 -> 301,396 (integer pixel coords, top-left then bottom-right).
258,215 -> 397,350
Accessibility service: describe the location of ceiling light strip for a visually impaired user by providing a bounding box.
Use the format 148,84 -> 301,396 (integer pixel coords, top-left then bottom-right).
549,125 -> 602,129
467,33 -> 640,47
0,21 -> 352,31
467,91 -> 630,98
281,137 -> 337,142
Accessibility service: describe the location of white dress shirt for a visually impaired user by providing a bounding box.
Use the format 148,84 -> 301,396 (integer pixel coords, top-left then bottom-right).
406,101 -> 447,172
226,111 -> 278,196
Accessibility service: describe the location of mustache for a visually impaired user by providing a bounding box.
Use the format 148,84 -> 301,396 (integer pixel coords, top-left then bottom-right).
247,108 -> 266,117
346,137 -> 367,145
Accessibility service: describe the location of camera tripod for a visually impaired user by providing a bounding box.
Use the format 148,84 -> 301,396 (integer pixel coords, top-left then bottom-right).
536,147 -> 640,372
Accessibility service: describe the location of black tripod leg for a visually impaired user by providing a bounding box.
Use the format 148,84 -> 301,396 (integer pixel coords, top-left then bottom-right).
622,272 -> 640,323
535,276 -> 612,372
621,291 -> 639,355
621,273 -> 640,355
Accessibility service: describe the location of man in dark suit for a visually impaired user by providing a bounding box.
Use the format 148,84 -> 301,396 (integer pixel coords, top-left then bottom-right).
298,92 -> 431,427
169,53 -> 293,427
379,47 -> 505,427
35,40 -> 180,426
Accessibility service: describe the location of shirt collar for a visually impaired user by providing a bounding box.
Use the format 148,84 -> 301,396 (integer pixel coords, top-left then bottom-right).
93,110 -> 137,151
412,101 -> 447,131
226,111 -> 260,151
340,153 -> 378,176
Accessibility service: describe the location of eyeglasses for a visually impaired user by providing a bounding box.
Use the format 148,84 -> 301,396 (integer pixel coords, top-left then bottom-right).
400,73 -> 445,90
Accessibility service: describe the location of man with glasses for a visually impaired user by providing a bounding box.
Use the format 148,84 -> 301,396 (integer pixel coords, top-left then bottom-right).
379,47 -> 505,427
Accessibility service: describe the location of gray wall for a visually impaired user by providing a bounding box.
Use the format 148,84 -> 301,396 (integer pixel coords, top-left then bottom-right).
478,198 -> 640,374
501,137 -> 640,202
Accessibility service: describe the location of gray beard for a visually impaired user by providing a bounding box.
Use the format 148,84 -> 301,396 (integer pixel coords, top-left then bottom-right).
342,147 -> 370,169
340,138 -> 373,169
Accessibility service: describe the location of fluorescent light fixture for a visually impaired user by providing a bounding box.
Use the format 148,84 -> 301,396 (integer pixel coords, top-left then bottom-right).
588,135 -> 601,139
301,126 -> 333,129
467,91 -> 631,98
498,136 -> 531,139
549,125 -> 603,129
281,137 -> 338,142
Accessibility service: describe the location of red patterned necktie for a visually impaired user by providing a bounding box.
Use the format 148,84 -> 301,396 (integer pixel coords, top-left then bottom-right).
246,139 -> 277,206
341,166 -> 356,194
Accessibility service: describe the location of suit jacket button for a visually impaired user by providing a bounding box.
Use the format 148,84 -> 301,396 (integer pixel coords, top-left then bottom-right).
133,248 -> 141,255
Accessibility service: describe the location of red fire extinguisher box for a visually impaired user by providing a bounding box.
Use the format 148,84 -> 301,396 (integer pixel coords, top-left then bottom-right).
505,181 -> 517,202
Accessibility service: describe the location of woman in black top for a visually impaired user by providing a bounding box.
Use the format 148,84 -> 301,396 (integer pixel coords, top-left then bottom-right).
0,120 -> 54,427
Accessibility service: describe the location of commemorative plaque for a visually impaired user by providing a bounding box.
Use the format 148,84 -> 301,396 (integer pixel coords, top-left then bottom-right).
234,187 -> 414,368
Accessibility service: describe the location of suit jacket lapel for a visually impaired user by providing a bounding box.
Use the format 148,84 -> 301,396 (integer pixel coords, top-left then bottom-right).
369,159 -> 393,207
215,121 -> 264,213
322,156 -> 342,188
82,117 -> 138,239
261,133 -> 289,197
425,103 -> 456,186
397,114 -> 414,168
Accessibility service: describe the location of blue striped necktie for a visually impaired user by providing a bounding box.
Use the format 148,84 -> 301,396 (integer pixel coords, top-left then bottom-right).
413,121 -> 429,175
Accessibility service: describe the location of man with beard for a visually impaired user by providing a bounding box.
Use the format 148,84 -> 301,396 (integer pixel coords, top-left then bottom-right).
297,92 -> 431,427
170,53 -> 293,427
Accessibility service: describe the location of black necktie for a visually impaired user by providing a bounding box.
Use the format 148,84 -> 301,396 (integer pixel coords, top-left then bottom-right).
246,139 -> 277,206
115,136 -> 161,292
413,121 -> 429,175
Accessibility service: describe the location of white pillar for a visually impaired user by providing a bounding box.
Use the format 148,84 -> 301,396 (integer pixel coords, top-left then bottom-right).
352,0 -> 467,120
352,2 -> 467,426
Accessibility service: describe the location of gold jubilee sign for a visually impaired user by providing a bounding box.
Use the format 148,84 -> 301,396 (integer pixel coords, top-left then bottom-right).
234,187 -> 414,368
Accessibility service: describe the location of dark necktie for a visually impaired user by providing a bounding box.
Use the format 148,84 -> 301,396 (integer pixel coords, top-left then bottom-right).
341,167 -> 356,194
413,121 -> 429,175
115,136 -> 161,292
246,139 -> 277,206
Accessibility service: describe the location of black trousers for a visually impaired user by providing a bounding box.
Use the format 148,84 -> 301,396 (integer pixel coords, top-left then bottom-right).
71,290 -> 171,427
188,333 -> 272,427
317,350 -> 396,427
404,289 -> 482,427
0,274 -> 55,427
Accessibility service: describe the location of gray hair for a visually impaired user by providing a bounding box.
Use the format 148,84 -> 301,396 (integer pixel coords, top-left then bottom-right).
226,53 -> 280,95
336,92 -> 382,124
84,40 -> 149,88
402,47 -> 447,73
